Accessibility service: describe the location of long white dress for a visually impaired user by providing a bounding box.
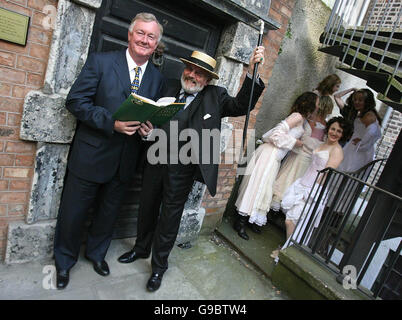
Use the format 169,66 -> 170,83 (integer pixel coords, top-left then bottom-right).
235,114 -> 304,226
338,118 -> 381,172
280,149 -> 330,249
271,121 -> 325,211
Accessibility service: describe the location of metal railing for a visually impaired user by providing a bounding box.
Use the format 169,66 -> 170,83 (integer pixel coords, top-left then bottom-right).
322,0 -> 401,75
286,158 -> 402,299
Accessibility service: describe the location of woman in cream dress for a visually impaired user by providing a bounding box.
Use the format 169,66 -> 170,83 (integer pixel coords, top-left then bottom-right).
233,92 -> 319,240
271,96 -> 334,211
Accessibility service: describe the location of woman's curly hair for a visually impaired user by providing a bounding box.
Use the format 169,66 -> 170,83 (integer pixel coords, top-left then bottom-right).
325,116 -> 353,144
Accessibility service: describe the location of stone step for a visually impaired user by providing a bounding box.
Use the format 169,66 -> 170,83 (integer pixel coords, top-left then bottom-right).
271,246 -> 371,300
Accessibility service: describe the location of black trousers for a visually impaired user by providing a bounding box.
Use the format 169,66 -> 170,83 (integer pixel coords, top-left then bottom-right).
54,171 -> 129,270
134,162 -> 196,274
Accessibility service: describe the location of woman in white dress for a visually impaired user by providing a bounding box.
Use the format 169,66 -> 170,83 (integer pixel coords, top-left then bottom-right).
270,117 -> 353,258
233,92 -> 319,240
334,88 -> 382,172
271,96 -> 334,212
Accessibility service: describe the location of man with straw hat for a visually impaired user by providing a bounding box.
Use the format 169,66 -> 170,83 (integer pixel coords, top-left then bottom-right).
118,46 -> 265,292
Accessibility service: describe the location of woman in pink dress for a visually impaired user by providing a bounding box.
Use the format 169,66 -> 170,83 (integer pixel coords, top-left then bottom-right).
233,92 -> 319,240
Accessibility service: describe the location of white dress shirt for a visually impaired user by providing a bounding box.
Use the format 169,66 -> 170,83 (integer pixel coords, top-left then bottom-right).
126,49 -> 148,85
177,90 -> 198,109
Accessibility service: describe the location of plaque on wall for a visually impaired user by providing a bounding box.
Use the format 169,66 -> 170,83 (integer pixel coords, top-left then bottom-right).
0,7 -> 30,46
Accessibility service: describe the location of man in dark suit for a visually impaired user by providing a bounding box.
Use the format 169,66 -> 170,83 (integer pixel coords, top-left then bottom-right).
53,13 -> 166,290
118,47 -> 266,292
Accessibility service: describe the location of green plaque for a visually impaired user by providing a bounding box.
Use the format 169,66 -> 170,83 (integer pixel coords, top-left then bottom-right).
0,7 -> 30,46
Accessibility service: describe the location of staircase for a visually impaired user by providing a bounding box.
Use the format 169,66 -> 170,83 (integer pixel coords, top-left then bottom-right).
318,1 -> 402,111
308,1 -> 402,299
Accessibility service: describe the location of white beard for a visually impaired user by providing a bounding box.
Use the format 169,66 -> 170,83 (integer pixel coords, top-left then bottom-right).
180,74 -> 205,94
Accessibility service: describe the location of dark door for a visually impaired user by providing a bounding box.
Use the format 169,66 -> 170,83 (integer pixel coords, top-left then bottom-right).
89,0 -> 223,238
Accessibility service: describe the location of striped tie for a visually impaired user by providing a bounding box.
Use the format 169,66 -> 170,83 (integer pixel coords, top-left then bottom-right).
177,92 -> 192,104
131,66 -> 141,94
175,92 -> 192,116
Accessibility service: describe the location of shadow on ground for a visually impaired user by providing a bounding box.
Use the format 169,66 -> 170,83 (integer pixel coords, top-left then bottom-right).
216,213 -> 286,278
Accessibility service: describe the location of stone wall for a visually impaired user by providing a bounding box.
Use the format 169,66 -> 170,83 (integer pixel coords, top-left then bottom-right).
3,0 -> 100,263
0,0 -> 58,260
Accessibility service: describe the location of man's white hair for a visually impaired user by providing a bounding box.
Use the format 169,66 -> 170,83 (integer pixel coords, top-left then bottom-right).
129,12 -> 163,42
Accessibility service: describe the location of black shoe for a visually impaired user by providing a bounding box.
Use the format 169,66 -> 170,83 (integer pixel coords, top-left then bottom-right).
248,223 -> 262,234
92,260 -> 110,276
56,269 -> 69,290
117,249 -> 149,264
146,272 -> 163,292
233,215 -> 249,240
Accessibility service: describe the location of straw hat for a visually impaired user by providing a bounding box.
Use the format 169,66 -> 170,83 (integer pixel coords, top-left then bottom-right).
180,51 -> 219,80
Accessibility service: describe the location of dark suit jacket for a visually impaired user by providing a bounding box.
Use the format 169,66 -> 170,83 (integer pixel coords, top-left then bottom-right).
162,76 -> 265,196
66,50 -> 166,183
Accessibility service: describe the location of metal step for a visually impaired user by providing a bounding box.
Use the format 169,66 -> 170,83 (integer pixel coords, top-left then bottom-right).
319,45 -> 402,79
322,28 -> 402,46
342,47 -> 402,78
318,45 -> 344,57
319,27 -> 402,109
352,26 -> 402,39
337,67 -> 391,82
378,93 -> 402,112
322,34 -> 401,61
336,67 -> 401,108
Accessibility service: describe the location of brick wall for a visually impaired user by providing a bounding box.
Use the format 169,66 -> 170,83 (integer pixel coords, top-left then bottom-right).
0,0 -> 56,259
201,0 -> 297,220
377,110 -> 401,160
364,0 -> 401,28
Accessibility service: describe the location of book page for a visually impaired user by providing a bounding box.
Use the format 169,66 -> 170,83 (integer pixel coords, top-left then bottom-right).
131,93 -> 156,105
155,97 -> 176,107
131,93 -> 176,107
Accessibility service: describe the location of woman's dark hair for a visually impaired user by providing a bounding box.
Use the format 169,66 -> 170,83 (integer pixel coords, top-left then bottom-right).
316,74 -> 341,96
346,88 -> 382,125
289,91 -> 318,118
325,116 -> 353,144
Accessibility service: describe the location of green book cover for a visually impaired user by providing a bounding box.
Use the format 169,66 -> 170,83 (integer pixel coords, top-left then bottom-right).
113,93 -> 185,126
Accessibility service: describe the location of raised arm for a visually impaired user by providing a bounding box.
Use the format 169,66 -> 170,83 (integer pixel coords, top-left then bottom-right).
221,46 -> 266,118
334,87 -> 356,110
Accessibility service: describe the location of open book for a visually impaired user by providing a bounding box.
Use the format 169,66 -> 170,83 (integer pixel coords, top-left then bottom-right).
113,93 -> 185,126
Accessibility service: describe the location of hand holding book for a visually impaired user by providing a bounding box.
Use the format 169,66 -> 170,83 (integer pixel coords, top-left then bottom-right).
114,120 -> 141,136
113,93 -> 185,126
